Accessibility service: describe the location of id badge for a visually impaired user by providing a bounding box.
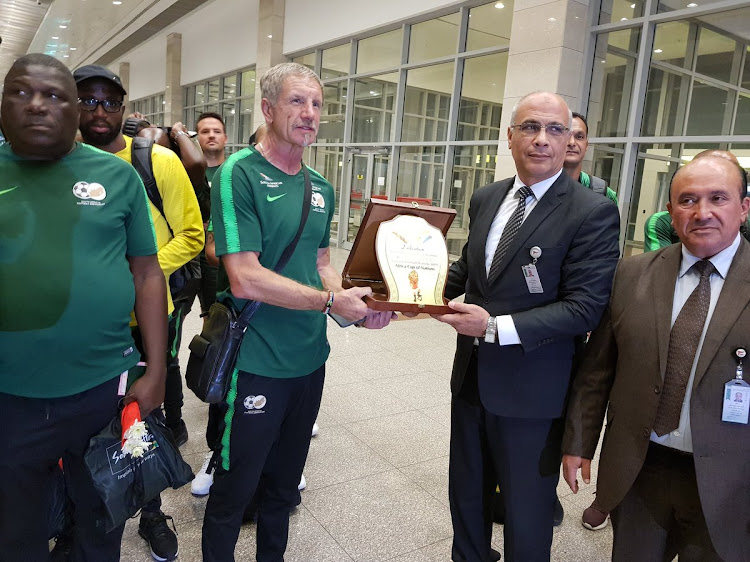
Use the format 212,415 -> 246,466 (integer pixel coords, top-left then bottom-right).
522,264 -> 544,293
722,379 -> 750,424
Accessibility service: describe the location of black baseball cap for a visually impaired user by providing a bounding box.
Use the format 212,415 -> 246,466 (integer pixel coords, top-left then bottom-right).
73,64 -> 127,96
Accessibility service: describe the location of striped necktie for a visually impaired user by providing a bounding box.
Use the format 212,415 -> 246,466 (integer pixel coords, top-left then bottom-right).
488,185 -> 534,284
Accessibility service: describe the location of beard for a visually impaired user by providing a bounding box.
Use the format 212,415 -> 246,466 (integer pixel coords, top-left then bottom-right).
79,120 -> 121,147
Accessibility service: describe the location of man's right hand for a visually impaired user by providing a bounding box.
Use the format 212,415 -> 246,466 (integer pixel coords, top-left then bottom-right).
562,454 -> 591,493
330,286 -> 372,321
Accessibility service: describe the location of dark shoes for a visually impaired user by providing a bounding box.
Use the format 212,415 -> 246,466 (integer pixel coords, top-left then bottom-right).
166,419 -> 188,447
581,504 -> 609,531
489,547 -> 502,561
139,511 -> 178,562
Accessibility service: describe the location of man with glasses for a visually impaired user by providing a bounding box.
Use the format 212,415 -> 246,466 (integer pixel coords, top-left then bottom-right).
435,92 -> 620,561
74,64 -> 204,562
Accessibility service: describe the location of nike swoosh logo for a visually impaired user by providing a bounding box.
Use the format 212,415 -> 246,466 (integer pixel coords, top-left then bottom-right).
0,186 -> 19,196
267,193 -> 287,202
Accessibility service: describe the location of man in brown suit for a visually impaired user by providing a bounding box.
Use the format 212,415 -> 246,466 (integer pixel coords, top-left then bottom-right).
562,153 -> 750,562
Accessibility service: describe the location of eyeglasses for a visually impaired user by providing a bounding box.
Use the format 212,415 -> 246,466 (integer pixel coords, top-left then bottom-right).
78,97 -> 124,113
510,122 -> 569,138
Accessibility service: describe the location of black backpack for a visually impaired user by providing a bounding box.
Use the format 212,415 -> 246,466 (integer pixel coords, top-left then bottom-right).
131,137 -> 201,299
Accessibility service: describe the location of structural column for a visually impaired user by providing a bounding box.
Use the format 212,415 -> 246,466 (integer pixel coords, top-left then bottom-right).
165,32 -> 182,125
253,0 -> 286,130
495,0 -> 589,180
118,62 -> 130,103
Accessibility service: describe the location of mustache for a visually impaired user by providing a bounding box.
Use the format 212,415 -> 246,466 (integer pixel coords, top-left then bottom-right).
294,121 -> 318,132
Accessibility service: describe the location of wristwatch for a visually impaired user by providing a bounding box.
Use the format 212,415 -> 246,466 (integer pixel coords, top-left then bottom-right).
484,316 -> 497,344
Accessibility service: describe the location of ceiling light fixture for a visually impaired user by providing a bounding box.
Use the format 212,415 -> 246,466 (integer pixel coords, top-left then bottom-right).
59,25 -> 67,29
654,48 -> 663,53
495,2 -> 505,8
687,2 -> 698,6
113,1 -> 122,4
548,17 -> 556,21
630,3 -> 636,7
70,47 -> 76,50
52,36 -> 59,39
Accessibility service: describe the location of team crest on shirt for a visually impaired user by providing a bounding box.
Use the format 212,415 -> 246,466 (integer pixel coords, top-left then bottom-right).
259,172 -> 283,189
72,181 -> 107,206
243,394 -> 267,414
311,192 -> 326,213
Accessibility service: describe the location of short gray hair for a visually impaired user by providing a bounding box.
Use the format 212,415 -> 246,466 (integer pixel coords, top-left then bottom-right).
510,91 -> 572,129
260,62 -> 323,105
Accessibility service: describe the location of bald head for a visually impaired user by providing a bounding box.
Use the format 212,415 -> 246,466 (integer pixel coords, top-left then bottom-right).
692,149 -> 740,166
671,151 -> 747,202
510,92 -> 572,130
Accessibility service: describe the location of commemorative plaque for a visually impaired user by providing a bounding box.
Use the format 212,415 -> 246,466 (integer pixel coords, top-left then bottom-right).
341,199 -> 456,314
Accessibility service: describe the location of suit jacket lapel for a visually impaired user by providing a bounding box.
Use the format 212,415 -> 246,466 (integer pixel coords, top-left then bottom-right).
478,178 -> 513,292
694,240 -> 750,387
487,173 -> 566,283
653,244 -> 681,380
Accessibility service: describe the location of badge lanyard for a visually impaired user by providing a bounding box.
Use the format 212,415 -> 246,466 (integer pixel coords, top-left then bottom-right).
522,246 -> 544,294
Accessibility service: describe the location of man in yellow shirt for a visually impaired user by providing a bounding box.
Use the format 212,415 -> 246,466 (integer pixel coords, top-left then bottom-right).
75,64 -> 203,562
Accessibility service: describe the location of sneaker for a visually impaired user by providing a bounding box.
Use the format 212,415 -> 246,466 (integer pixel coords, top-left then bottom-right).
166,420 -> 188,448
298,474 -> 306,491
138,511 -> 178,562
311,422 -> 319,437
582,505 -> 609,531
191,452 -> 216,497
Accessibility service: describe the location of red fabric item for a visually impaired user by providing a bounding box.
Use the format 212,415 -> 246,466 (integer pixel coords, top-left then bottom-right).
121,402 -> 142,447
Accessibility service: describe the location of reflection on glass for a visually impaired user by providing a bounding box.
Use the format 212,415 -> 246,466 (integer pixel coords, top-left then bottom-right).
588,28 -> 640,137
687,80 -> 730,135
322,44 -> 350,80
402,64 -> 453,142
628,153 -> 679,254
352,73 -> 398,143
599,0 -> 644,24
658,0 -> 732,14
695,28 -> 736,83
743,47 -> 750,90
318,81 -> 347,144
641,67 -> 688,136
652,21 -> 691,68
590,145 -> 624,194
223,75 -> 237,99
396,146 -> 445,205
357,29 -> 402,74
195,84 -> 205,105
221,101 -> 236,144
292,52 -> 316,70
451,146 -> 496,228
239,100 -> 253,145
467,1 -> 513,50
735,94 -> 750,135
409,14 -> 460,62
313,147 -> 344,219
240,70 -> 256,96
457,53 -> 506,141
208,80 -> 220,102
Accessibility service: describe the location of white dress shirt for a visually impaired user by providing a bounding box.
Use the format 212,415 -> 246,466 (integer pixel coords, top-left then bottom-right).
484,170 -> 562,345
650,233 -> 741,452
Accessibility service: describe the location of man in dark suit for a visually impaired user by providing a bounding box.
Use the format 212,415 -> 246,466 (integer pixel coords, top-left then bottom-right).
435,92 -> 620,561
562,153 -> 750,562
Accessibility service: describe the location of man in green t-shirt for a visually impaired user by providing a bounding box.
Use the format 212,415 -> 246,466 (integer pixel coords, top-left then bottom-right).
564,112 -> 619,205
203,62 -> 393,562
0,54 -> 167,560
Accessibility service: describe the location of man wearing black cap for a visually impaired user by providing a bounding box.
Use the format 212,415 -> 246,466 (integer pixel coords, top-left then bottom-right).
0,54 -> 167,561
73,64 -> 204,562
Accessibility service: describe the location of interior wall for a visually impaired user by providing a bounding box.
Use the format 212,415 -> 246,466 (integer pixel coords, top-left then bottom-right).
283,0 -> 464,54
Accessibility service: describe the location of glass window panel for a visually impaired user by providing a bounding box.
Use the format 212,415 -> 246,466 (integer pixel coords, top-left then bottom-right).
312,147 -> 344,222
409,13 -> 460,63
599,0 -> 644,24
195,84 -> 206,105
401,63 -> 453,142
352,73 -> 398,143
641,66 -> 689,136
695,27 -> 736,83
587,28 -> 640,137
652,21 -> 691,68
589,144 -> 624,195
467,1 -> 513,51
239,99 -> 253,145
318,81 -> 347,144
223,74 -> 237,99
658,0 -> 734,14
208,79 -> 220,103
292,52 -> 316,70
221,101 -> 236,144
397,146 -> 445,205
686,79 -> 730,135
457,53 -> 507,142
357,29 -> 402,74
322,44 -> 350,80
743,47 -> 750,90
735,94 -> 750,135
240,70 -> 256,96
184,87 -> 192,107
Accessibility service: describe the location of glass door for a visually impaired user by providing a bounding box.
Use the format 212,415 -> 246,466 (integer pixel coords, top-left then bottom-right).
341,147 -> 390,248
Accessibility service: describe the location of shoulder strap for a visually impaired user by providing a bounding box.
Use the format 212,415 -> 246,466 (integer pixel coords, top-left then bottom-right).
132,137 -> 174,235
234,164 -> 314,328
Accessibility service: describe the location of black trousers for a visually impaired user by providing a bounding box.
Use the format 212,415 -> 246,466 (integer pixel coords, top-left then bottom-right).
0,377 -> 125,562
611,442 -> 721,562
449,349 -> 562,562
202,366 -> 325,562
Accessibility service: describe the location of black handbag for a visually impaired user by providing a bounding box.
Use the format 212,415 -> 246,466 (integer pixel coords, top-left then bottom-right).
185,165 -> 313,404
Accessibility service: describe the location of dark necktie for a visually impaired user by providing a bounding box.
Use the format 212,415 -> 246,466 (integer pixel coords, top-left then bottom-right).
487,185 -> 534,284
653,259 -> 716,436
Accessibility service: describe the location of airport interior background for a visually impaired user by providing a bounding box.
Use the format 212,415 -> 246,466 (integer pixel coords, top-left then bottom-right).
2,0 -> 750,559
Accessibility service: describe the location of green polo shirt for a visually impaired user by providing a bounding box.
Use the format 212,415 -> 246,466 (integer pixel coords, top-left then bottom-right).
0,143 -> 158,397
211,147 -> 335,378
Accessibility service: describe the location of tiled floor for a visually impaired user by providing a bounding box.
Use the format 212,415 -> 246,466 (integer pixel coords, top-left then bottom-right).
119,248 -> 614,561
